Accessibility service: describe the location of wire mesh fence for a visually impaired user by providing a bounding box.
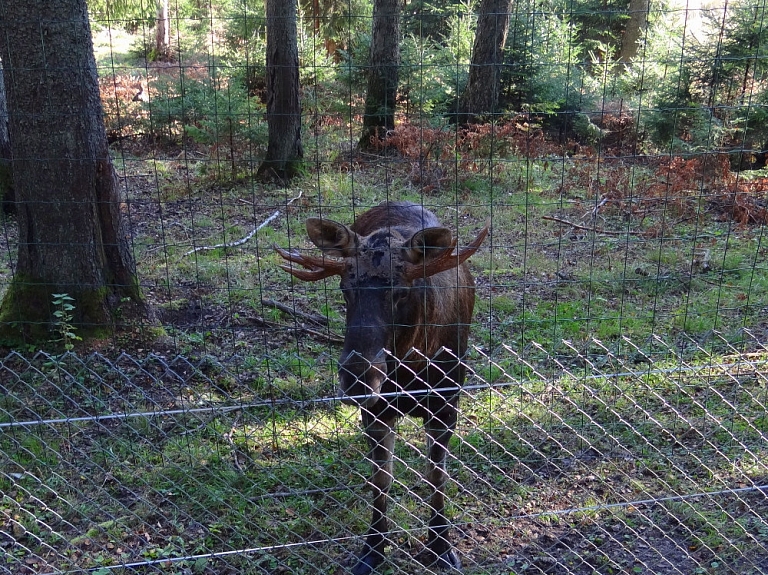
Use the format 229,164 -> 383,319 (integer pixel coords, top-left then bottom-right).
2,333 -> 767,574
2,0 -> 768,574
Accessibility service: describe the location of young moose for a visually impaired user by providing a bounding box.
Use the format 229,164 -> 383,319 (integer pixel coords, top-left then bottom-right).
276,202 -> 488,574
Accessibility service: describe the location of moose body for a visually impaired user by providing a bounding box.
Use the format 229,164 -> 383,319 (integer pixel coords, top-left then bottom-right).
277,202 -> 487,574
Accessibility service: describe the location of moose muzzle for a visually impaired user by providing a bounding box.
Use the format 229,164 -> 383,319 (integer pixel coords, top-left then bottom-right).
338,349 -> 388,408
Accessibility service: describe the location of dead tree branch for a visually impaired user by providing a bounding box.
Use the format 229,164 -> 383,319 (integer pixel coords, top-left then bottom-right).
542,215 -> 645,236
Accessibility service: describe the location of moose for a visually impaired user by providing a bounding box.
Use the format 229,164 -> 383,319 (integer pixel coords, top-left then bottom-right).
276,201 -> 488,574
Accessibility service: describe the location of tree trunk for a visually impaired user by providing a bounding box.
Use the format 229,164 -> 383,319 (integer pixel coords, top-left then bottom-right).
359,0 -> 401,150
0,62 -> 13,214
617,0 -> 650,63
458,0 -> 513,124
311,0 -> 321,35
154,0 -> 171,61
257,0 -> 304,182
0,0 -> 146,344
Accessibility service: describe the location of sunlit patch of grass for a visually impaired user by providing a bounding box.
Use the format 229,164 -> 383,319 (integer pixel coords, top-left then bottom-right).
2,342 -> 767,572
91,25 -> 136,68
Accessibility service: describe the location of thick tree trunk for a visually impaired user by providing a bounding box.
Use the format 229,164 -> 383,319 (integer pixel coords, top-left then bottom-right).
154,0 -> 171,61
359,0 -> 401,150
458,0 -> 513,124
0,63 -> 13,213
0,65 -> 8,156
257,0 -> 304,182
617,0 -> 650,63
0,0 -> 146,344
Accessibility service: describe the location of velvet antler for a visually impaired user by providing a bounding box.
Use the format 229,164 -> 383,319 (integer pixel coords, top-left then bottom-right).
404,224 -> 489,280
274,245 -> 345,281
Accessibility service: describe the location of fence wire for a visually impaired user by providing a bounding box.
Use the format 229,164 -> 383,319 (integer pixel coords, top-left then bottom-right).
2,332 -> 767,574
2,1 -> 768,574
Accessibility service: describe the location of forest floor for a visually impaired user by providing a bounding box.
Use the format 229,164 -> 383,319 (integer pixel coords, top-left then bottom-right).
2,49 -> 768,575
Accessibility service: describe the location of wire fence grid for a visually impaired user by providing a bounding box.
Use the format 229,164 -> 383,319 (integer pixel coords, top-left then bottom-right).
2,332 -> 767,574
2,1 -> 768,574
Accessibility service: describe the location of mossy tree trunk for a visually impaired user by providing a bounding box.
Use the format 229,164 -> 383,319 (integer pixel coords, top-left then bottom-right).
256,0 -> 304,182
458,0 -> 513,125
358,0 -> 401,150
0,0 -> 147,345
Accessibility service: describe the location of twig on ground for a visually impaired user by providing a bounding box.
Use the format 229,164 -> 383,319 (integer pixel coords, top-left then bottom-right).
543,215 -> 645,236
244,315 -> 344,344
294,324 -> 345,344
223,413 -> 244,472
184,210 -> 280,256
184,190 -> 303,256
583,196 -> 608,220
261,299 -> 329,326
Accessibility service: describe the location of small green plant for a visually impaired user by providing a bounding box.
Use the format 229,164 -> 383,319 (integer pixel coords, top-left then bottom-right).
51,293 -> 81,351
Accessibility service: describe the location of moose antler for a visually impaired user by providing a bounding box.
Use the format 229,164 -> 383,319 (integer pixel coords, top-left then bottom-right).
404,224 -> 489,280
275,245 -> 345,281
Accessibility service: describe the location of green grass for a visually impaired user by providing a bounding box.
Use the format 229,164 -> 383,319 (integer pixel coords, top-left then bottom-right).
4,26 -> 768,573
91,25 -> 137,68
2,346 -> 767,573
5,142 -> 767,366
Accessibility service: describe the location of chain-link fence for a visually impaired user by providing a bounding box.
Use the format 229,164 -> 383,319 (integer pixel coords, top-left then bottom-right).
2,331 -> 767,574
2,1 -> 768,574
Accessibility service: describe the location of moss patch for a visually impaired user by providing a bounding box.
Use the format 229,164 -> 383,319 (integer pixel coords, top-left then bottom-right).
0,278 -> 129,347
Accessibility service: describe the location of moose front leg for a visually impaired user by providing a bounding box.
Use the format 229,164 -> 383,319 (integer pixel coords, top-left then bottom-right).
352,410 -> 396,575
424,416 -> 461,571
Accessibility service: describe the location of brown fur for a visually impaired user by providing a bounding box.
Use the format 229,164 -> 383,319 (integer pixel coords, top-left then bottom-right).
277,201 -> 487,574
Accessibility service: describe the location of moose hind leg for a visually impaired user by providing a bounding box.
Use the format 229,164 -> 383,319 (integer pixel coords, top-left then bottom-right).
352,412 -> 396,575
424,416 -> 461,571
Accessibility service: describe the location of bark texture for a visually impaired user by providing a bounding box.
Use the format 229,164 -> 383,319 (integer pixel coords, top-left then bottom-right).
154,0 -> 171,61
0,63 -> 13,213
359,0 -> 401,149
0,0 -> 145,342
617,0 -> 650,63
458,0 -> 513,124
257,0 -> 304,182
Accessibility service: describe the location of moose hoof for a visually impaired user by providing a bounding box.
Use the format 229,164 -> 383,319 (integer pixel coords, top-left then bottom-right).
425,548 -> 462,571
350,550 -> 384,575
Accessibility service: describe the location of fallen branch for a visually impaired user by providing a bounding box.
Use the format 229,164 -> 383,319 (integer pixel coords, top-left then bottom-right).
223,413 -> 244,472
184,210 -> 280,256
582,196 -> 609,220
244,315 -> 344,344
261,299 -> 329,326
184,190 -> 303,256
542,215 -> 645,236
293,324 -> 345,344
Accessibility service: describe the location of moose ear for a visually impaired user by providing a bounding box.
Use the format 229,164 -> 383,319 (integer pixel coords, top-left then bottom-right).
305,218 -> 357,257
403,227 -> 454,265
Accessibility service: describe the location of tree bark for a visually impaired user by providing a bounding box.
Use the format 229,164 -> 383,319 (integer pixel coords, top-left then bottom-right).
0,62 -> 13,213
257,0 -> 304,182
458,0 -> 513,124
617,0 -> 650,63
154,0 -> 171,61
0,0 -> 147,344
359,0 -> 401,149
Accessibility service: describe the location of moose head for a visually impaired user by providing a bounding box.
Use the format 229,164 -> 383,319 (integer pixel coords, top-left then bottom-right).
276,215 -> 488,408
